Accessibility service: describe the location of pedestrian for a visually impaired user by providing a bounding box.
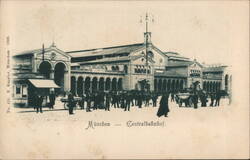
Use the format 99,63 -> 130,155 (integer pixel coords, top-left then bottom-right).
193,92 -> 199,109
86,92 -> 91,112
36,95 -> 43,113
200,91 -> 207,107
157,93 -> 170,117
49,91 -> 56,109
138,92 -> 143,108
145,92 -> 150,107
215,91 -> 221,106
68,93 -> 74,115
105,92 -> 111,111
124,92 -> 131,111
152,92 -> 158,107
210,92 -> 215,107
171,92 -> 175,102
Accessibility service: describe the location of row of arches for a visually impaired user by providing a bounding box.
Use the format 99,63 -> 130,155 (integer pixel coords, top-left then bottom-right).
203,81 -> 221,93
70,76 -> 123,96
38,61 -> 67,92
154,79 -> 184,92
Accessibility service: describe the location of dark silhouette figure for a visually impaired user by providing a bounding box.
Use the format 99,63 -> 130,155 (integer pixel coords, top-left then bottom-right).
157,93 -> 170,117
37,95 -> 43,113
49,91 -> 56,109
171,93 -> 175,102
105,93 -> 111,111
68,93 -> 75,115
210,93 -> 215,107
152,93 -> 158,107
215,91 -> 221,106
137,93 -> 143,108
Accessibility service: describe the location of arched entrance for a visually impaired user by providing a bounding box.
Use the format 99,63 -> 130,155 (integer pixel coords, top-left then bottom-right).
85,77 -> 91,93
111,78 -> 117,91
70,76 -> 76,95
99,77 -> 105,91
77,77 -> 83,96
54,62 -> 66,93
39,61 -> 52,79
92,77 -> 98,92
105,78 -> 111,91
118,78 -> 123,91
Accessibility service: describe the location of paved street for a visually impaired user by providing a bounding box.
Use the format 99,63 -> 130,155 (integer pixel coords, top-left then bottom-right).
1,97 -> 248,159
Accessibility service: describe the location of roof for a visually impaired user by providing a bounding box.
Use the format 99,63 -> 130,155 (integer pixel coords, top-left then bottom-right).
67,43 -> 144,58
203,66 -> 226,72
14,48 -> 49,56
167,61 -> 195,67
14,44 -> 71,58
164,52 -> 190,60
29,79 -> 60,88
79,56 -> 131,64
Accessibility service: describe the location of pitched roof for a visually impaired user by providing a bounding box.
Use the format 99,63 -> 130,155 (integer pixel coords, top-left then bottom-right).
203,66 -> 226,72
14,45 -> 71,58
164,52 -> 190,60
167,61 -> 194,67
67,43 -> 144,58
79,56 -> 131,64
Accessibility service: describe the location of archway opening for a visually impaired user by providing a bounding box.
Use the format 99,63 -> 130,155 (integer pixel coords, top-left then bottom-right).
77,77 -> 83,96
70,76 -> 76,96
39,61 -> 52,79
54,62 -> 66,93
99,77 -> 104,91
111,78 -> 117,91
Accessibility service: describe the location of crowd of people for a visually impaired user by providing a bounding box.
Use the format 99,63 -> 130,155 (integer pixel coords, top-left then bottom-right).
66,90 -> 161,115
29,88 -> 226,118
172,90 -> 223,108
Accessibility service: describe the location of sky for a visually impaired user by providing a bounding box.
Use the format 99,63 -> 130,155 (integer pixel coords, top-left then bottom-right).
2,1 -> 249,66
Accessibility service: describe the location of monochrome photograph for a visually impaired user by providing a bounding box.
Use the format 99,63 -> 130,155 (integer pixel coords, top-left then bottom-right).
0,0 -> 249,159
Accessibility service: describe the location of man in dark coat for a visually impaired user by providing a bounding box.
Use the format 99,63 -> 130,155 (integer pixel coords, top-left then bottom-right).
152,92 -> 158,107
137,92 -> 143,108
171,92 -> 175,102
36,95 -> 43,113
215,91 -> 221,106
200,91 -> 207,107
105,92 -> 111,111
68,93 -> 75,115
193,92 -> 199,109
157,93 -> 170,117
49,91 -> 56,109
124,92 -> 131,111
86,92 -> 91,112
210,92 -> 215,107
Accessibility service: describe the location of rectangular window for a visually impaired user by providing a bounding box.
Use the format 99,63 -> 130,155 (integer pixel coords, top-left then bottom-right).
22,85 -> 27,97
16,85 -> 21,94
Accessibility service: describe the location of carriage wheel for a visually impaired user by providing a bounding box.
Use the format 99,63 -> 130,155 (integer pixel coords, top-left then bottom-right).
64,103 -> 69,110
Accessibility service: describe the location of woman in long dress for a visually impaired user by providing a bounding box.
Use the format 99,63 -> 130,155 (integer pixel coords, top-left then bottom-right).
157,93 -> 170,117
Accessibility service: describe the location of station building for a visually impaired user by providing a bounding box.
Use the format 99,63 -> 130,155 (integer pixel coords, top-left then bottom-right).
12,33 -> 232,106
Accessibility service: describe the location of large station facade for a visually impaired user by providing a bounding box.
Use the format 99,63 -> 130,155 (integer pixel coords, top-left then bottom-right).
12,33 -> 232,106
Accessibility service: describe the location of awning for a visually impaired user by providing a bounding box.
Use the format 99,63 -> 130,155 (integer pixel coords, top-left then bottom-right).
28,79 -> 60,88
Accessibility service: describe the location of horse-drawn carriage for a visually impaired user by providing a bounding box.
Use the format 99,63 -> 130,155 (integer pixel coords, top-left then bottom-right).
175,92 -> 195,107
60,97 -> 82,109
